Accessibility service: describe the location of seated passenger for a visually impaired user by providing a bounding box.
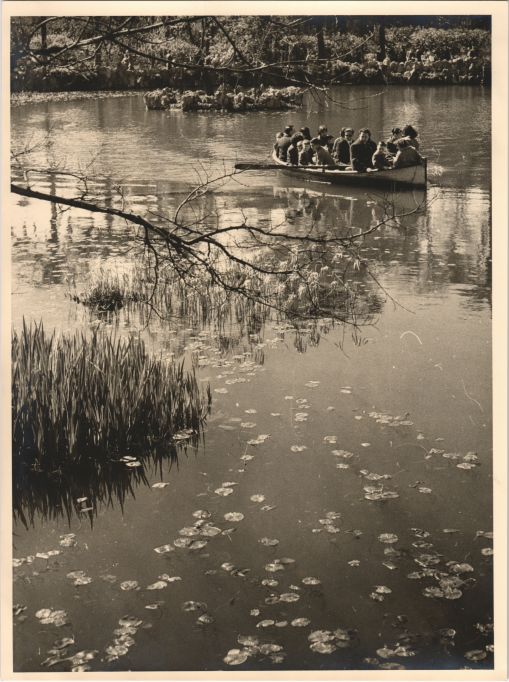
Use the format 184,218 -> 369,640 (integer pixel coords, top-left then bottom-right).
300,126 -> 312,141
372,141 -> 392,170
332,127 -> 354,164
364,128 -> 377,157
311,137 -> 335,165
287,133 -> 304,165
275,125 -> 294,161
402,124 -> 420,149
298,139 -> 314,165
386,127 -> 402,154
392,138 -> 423,168
350,129 -> 374,172
317,125 -> 334,152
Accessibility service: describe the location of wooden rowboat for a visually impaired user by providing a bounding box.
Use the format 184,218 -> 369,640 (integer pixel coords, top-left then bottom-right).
235,151 -> 427,190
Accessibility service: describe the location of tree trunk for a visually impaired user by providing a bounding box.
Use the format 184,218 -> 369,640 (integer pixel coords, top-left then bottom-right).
316,25 -> 326,60
377,20 -> 386,60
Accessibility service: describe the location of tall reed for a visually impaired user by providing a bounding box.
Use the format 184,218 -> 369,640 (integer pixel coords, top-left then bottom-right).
12,321 -> 211,474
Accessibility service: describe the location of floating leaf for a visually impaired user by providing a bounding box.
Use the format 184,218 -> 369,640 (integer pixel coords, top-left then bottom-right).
224,512 -> 244,522
256,619 -> 275,628
215,487 -> 234,496
193,509 -> 211,519
197,613 -> 214,625
152,482 -> 170,489
250,494 -> 266,503
481,547 -> 493,557
179,526 -> 200,537
260,643 -> 283,654
147,581 -> 167,590
261,504 -> 276,511
323,436 -> 337,444
214,388 -> 228,394
309,630 -> 334,643
201,525 -> 221,537
250,609 -> 260,616
35,609 -> 68,626
260,537 -> 279,547
261,578 -> 279,587
361,443 -> 371,448
238,635 -> 259,646
465,649 -> 487,662
182,601 -> 206,612
348,560 -> 360,567
59,534 -> 77,548
304,381 -> 320,388
189,540 -> 208,550
449,562 -> 474,574
375,585 -> 392,594
154,544 -> 174,554
174,537 -> 192,548
423,586 -> 444,598
310,641 -> 336,654
265,562 -> 284,573
279,592 -> 300,602
302,577 -> 321,586
291,618 -> 311,627
120,581 -> 139,591
378,533 -> 398,544
223,649 -> 248,665
290,445 -> 307,452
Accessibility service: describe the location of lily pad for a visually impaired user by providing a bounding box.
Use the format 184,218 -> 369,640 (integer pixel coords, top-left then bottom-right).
260,537 -> 279,547
154,544 -> 174,554
120,581 -> 139,591
146,581 -> 167,590
224,512 -> 244,522
215,487 -> 234,497
223,649 -> 248,665
291,618 -> 311,627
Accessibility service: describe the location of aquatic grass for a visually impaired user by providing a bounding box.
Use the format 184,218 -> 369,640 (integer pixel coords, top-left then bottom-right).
12,321 -> 211,524
70,268 -> 146,311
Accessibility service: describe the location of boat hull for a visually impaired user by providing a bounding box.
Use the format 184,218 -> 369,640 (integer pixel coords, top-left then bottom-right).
271,151 -> 427,189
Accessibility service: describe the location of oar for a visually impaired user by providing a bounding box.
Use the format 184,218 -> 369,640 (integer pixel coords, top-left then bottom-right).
234,162 -> 284,170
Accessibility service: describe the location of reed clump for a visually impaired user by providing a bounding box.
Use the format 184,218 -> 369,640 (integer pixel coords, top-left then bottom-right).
70,269 -> 145,311
12,321 -> 211,473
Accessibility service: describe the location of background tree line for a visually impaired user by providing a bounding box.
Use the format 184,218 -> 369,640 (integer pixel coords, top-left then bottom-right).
11,15 -> 491,92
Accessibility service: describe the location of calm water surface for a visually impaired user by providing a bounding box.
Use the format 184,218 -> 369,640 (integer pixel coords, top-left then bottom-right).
11,86 -> 493,671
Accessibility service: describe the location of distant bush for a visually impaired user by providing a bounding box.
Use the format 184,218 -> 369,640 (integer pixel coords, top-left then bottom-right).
386,27 -> 490,61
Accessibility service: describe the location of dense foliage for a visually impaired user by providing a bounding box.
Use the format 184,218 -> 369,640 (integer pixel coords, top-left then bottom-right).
10,16 -> 491,92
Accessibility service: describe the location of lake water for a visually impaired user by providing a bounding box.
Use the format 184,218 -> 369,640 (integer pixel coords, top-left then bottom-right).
11,85 -> 493,672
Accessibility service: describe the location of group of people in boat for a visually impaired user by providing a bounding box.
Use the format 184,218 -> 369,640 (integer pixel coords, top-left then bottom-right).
274,124 -> 422,172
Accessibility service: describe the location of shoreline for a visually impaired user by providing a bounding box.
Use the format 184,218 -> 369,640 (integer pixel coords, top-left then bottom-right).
10,90 -> 144,107
11,81 -> 489,108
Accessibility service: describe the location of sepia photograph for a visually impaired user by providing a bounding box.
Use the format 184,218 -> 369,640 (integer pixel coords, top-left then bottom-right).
2,1 -> 507,678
